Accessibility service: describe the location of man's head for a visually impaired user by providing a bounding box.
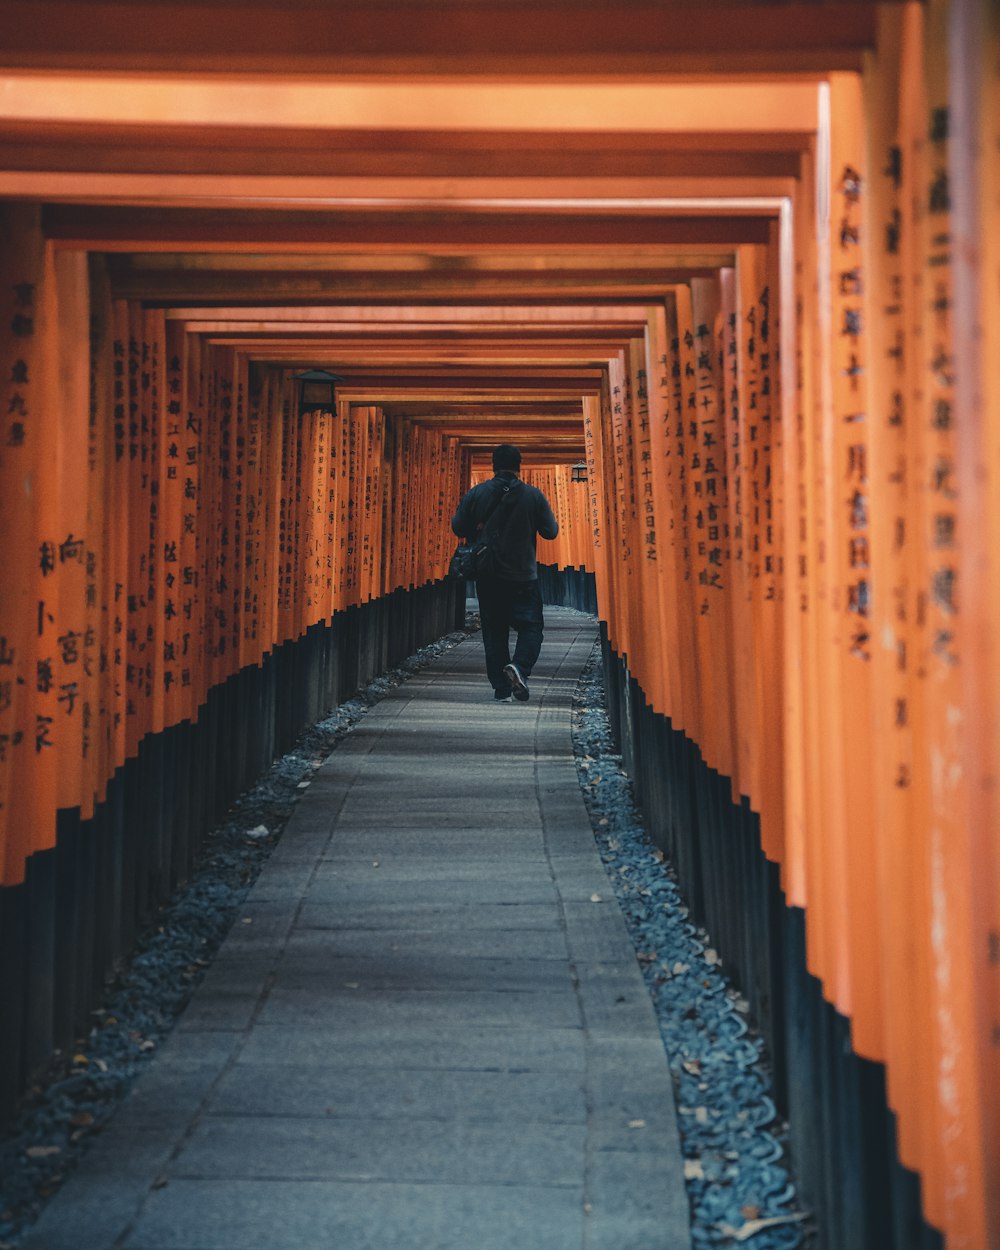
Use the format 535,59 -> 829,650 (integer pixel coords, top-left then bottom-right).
492,443 -> 522,473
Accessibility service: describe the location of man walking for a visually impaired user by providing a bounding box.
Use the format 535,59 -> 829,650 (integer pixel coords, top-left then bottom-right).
451,444 -> 559,702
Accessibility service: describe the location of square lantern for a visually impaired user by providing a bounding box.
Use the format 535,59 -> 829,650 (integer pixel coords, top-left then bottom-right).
571,461 -> 588,484
292,369 -> 344,415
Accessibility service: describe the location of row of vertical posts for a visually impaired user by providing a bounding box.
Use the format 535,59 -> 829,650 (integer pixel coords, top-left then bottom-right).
0,221 -> 461,890
545,5 -> 998,1247
0,210 -> 463,1114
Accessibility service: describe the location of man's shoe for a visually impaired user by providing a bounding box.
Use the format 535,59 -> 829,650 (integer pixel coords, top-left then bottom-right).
494,693 -> 513,702
503,663 -> 529,702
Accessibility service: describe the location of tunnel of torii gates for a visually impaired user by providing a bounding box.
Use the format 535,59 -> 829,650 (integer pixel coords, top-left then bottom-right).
0,1 -> 998,1247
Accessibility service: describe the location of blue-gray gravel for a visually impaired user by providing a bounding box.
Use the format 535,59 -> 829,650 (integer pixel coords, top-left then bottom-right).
572,639 -> 812,1249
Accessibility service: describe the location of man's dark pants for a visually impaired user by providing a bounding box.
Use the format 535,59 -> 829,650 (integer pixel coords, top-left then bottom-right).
475,576 -> 544,698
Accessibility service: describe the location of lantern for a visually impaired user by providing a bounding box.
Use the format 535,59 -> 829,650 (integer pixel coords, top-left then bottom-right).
291,368 -> 344,415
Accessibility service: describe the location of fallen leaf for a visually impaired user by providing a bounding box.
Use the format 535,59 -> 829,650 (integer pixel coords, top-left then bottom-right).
741,1205 -> 762,1221
636,951 -> 657,963
683,1159 -> 705,1180
589,893 -> 603,903
139,1040 -> 155,1052
297,781 -> 310,789
72,1054 -> 88,1065
69,1111 -> 94,1129
682,1059 -> 702,1077
704,949 -> 720,965
151,1176 -> 169,1190
25,1145 -> 61,1159
94,1059 -> 108,1073
372,860 -> 380,868
694,1106 -> 709,1124
241,917 -> 253,925
718,1213 -> 809,1242
245,825 -> 270,839
672,962 -> 689,975
627,1119 -> 646,1129
343,982 -> 360,989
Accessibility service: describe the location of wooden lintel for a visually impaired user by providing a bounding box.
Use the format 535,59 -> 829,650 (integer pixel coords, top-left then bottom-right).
0,126 -> 804,182
109,268 -> 723,303
44,206 -> 776,251
0,4 -> 875,74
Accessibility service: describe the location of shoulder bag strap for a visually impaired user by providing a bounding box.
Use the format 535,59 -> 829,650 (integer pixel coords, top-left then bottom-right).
474,481 -> 516,539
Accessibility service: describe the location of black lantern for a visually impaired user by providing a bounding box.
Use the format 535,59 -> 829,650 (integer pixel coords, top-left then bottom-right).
571,461 -> 588,484
291,369 -> 344,415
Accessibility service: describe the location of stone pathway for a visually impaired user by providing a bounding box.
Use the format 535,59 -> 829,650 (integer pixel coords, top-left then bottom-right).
25,608 -> 690,1250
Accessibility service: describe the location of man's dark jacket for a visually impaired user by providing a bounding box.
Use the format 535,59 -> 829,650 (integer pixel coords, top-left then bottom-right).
451,471 -> 559,582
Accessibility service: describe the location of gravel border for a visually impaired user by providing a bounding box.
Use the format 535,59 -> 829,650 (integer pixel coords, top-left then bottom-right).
0,620 -> 476,1249
571,635 -> 813,1249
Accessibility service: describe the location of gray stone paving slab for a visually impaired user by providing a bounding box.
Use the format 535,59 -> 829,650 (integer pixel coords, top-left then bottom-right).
296,899 -> 563,931
175,991 -> 261,1033
574,960 -> 664,1037
236,1023 -> 589,1072
70,1124 -> 183,1179
151,1030 -> 245,1066
209,1064 -> 587,1122
562,897 -> 641,964
275,922 -> 570,961
255,983 -> 582,1030
586,1148 -> 692,1250
541,860 -> 621,899
268,950 -> 573,991
109,1064 -> 228,1128
310,858 -> 553,883
316,846 -> 551,868
25,611 -> 691,1250
321,829 -> 545,855
335,804 -> 542,825
172,1115 -> 585,1185
122,1179 -> 585,1250
25,1187 -> 156,1250
303,874 -> 558,906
